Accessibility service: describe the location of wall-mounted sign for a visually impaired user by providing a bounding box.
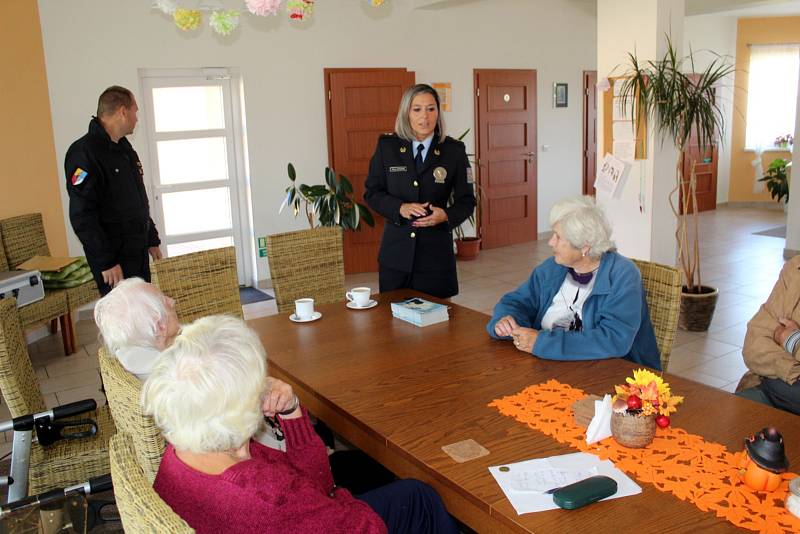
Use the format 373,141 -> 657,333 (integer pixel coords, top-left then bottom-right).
431,82 -> 452,112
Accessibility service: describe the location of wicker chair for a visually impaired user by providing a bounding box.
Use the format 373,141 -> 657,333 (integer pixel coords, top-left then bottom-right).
0,298 -> 114,494
0,214 -> 70,348
109,433 -> 194,533
151,247 -> 242,323
0,213 -> 100,354
98,346 -> 165,483
266,228 -> 345,314
632,258 -> 682,371
0,241 -> 7,272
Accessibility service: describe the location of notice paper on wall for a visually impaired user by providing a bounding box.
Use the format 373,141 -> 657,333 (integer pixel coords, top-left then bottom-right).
489,452 -> 641,514
595,153 -> 626,196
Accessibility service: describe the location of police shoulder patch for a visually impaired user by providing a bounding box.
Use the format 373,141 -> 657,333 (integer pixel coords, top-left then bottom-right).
71,168 -> 88,186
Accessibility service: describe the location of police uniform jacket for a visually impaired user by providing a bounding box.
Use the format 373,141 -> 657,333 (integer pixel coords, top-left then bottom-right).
364,133 -> 475,274
65,118 -> 160,274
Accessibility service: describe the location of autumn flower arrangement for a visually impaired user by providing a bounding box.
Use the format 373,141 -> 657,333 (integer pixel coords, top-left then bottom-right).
613,369 -> 684,429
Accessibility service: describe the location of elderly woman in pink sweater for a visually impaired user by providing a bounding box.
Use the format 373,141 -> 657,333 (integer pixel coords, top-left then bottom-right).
142,315 -> 457,534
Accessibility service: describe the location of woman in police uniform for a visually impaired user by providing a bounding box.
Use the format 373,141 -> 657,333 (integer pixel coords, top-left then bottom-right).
364,84 -> 475,298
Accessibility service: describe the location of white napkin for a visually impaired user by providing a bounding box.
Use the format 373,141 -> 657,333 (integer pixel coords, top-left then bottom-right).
585,394 -> 613,444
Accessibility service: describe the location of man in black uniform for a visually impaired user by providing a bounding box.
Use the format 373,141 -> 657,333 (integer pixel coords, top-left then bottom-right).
65,86 -> 161,296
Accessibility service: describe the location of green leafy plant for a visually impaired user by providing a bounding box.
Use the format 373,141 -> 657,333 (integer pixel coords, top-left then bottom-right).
451,129 -> 480,241
616,36 -> 734,293
758,158 -> 789,203
279,163 -> 375,230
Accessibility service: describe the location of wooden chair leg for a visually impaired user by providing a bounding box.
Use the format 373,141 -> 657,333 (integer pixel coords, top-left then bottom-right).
59,313 -> 76,355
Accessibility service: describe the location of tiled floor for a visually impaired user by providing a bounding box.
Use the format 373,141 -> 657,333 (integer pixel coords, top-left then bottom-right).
1,206 -> 787,459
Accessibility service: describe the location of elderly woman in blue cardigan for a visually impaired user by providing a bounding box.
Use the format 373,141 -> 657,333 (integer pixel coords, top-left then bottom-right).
487,196 -> 661,369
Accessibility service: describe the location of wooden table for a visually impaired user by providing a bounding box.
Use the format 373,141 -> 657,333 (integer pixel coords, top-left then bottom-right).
249,291 -> 800,533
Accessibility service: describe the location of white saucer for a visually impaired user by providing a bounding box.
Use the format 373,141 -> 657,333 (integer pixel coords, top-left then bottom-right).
289,311 -> 322,323
346,299 -> 378,310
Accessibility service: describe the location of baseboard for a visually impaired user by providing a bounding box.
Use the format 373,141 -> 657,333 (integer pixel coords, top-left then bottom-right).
719,201 -> 784,211
537,230 -> 553,241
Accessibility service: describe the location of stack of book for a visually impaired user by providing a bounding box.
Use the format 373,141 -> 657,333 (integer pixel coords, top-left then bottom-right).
391,297 -> 449,327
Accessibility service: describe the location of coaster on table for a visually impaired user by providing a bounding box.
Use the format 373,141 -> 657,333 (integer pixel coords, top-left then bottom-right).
572,394 -> 602,429
442,439 -> 489,463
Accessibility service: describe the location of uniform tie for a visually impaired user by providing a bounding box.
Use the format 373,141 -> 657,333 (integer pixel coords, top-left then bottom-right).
415,144 -> 424,173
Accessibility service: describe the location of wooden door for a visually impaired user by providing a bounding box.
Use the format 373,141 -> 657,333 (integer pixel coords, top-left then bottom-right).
681,145 -> 718,213
679,74 -> 718,214
325,68 -> 415,273
474,69 -> 538,249
583,70 -> 597,195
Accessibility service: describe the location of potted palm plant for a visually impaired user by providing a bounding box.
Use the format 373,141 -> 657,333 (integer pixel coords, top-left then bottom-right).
616,37 -> 734,331
279,163 -> 374,230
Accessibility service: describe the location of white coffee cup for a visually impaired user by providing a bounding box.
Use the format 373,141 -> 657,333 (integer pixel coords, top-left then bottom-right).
346,287 -> 371,307
294,298 -> 315,319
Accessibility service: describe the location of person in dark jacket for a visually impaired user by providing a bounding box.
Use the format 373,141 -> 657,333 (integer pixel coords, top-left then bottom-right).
364,84 -> 475,298
64,86 -> 161,296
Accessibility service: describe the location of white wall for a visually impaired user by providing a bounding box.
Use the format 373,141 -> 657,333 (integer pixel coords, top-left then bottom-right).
37,0 -> 596,282
596,0 -> 683,265
784,63 -> 800,256
683,13 -> 738,204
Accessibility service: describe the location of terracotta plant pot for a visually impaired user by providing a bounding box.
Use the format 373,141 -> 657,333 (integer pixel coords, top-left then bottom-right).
679,285 -> 719,332
610,412 -> 656,448
455,237 -> 481,261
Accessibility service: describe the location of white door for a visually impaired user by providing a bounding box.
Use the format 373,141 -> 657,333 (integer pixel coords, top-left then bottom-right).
139,69 -> 251,285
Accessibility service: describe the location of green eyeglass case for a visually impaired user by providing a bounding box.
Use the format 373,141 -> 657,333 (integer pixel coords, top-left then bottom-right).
552,475 -> 618,510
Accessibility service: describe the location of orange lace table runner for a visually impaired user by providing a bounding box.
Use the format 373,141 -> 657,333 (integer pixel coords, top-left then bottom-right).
489,379 -> 800,533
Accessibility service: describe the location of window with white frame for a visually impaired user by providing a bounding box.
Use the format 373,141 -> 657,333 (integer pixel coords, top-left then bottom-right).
744,44 -> 800,150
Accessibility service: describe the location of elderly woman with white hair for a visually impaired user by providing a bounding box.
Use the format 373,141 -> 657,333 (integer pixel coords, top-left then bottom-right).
143,315 -> 458,534
94,277 -> 179,380
487,196 -> 660,369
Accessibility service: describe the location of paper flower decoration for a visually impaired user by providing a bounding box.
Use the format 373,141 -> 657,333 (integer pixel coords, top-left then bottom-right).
370,0 -> 385,6
174,9 -> 202,31
209,10 -> 240,35
287,0 -> 314,20
246,0 -> 283,16
152,0 -> 178,15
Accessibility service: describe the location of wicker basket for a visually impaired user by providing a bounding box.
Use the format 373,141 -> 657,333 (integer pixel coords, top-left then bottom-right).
611,412 -> 656,448
679,285 -> 719,332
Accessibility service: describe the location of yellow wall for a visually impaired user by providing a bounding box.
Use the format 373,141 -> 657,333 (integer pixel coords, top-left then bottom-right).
0,0 -> 67,256
729,16 -> 799,202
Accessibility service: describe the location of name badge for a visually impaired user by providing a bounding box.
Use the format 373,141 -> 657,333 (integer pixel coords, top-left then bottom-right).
389,166 -> 407,173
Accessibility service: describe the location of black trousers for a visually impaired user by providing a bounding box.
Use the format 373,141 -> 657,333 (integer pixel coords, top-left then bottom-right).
759,378 -> 800,416
357,479 -> 459,534
379,265 -> 458,299
89,249 -> 151,296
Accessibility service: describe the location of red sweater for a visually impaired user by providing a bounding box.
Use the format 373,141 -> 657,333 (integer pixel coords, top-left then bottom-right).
154,411 -> 386,534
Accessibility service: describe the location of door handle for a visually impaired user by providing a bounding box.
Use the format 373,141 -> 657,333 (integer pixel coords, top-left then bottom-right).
521,152 -> 535,162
